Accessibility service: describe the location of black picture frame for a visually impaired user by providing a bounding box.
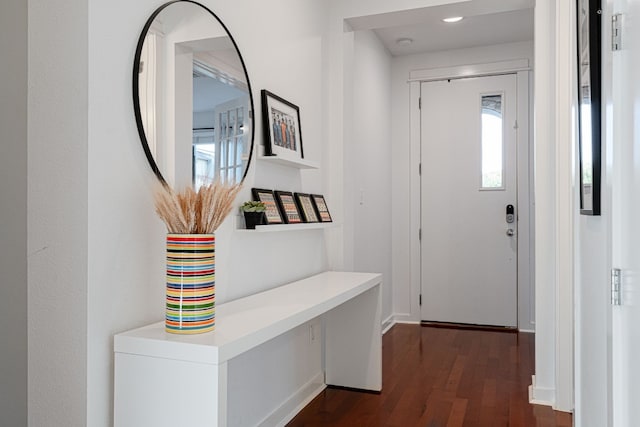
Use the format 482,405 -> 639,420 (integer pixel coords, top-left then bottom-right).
274,191 -> 303,224
576,0 -> 602,215
251,188 -> 284,224
294,193 -> 319,223
261,90 -> 304,162
311,194 -> 332,223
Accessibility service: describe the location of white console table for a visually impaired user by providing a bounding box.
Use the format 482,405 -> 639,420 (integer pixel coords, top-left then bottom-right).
114,271 -> 382,427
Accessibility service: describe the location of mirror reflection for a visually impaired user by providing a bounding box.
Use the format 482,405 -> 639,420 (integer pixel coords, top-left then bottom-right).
578,0 -> 593,211
134,1 -> 254,189
576,0 -> 601,215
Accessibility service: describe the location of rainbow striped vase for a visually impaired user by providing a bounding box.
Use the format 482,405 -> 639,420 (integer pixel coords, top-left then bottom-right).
165,234 -> 216,334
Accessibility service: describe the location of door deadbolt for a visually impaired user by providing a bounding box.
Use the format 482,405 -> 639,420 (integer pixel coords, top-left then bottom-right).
506,204 -> 515,224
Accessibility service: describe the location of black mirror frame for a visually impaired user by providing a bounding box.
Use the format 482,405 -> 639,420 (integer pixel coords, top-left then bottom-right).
576,0 -> 602,215
132,0 -> 255,187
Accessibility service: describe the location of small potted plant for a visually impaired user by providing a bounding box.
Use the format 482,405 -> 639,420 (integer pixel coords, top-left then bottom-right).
240,200 -> 266,229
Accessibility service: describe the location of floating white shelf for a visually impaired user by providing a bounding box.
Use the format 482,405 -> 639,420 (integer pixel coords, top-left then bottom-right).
257,154 -> 319,169
237,222 -> 338,233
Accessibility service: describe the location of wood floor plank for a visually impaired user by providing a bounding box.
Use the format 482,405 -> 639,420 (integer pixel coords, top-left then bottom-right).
287,325 -> 572,427
446,398 -> 468,427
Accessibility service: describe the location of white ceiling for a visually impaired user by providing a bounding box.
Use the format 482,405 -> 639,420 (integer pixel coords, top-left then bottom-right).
347,0 -> 534,57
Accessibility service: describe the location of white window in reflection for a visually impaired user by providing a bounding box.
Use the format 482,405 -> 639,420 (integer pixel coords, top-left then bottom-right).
192,105 -> 246,190
217,106 -> 245,184
481,94 -> 504,189
193,129 -> 215,190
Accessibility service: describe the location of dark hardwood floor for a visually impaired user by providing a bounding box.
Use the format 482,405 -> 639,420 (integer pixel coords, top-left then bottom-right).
287,324 -> 572,427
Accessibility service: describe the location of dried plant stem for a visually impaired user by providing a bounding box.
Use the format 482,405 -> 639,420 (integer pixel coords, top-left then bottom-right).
154,181 -> 242,234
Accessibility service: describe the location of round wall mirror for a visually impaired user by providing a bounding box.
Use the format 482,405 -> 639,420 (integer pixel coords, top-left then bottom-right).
133,0 -> 254,188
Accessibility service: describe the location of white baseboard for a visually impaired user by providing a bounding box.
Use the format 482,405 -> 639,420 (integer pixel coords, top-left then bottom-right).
256,372 -> 326,427
528,375 -> 555,407
381,315 -> 395,334
394,320 -> 421,325
390,313 -> 416,324
382,315 -> 423,334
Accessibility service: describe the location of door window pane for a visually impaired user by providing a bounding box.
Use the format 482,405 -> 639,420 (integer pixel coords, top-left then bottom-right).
481,94 -> 504,189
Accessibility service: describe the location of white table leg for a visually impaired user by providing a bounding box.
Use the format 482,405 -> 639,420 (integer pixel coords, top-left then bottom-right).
216,361 -> 228,427
324,284 -> 382,391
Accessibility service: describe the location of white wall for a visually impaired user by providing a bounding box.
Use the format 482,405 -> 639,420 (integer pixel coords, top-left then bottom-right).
573,0 -> 613,424
88,0 -> 327,424
28,0 -> 89,425
389,41 -> 534,323
25,0 -> 327,426
325,0 -> 466,274
350,30 -> 393,322
0,0 -> 27,425
575,218 -> 609,425
227,317 -> 322,426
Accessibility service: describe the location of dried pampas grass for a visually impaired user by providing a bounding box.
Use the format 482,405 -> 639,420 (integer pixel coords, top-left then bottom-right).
154,181 -> 242,234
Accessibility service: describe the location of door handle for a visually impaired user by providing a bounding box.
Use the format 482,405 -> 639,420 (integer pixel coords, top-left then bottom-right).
506,228 -> 515,236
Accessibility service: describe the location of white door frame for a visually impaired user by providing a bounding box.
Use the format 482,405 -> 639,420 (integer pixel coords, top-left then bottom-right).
408,59 -> 534,331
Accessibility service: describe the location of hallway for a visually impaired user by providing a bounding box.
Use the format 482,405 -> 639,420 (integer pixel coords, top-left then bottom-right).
288,324 -> 572,426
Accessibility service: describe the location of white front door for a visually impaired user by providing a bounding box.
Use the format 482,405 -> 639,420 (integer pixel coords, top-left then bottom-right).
611,1 -> 640,425
420,74 -> 518,327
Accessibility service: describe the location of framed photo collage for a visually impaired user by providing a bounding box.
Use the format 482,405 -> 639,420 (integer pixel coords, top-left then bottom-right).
251,188 -> 332,225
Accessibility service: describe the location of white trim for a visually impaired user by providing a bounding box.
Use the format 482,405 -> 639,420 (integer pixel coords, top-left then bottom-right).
408,59 -> 530,83
391,312 -> 417,324
256,372 -> 326,427
382,315 -> 424,334
381,315 -> 394,334
600,2 -> 614,426
529,375 -> 557,407
553,0 -> 575,413
531,0 -> 576,412
532,0 -> 558,409
394,320 -> 421,325
409,81 -> 422,323
516,69 -> 534,331
519,328 -> 535,334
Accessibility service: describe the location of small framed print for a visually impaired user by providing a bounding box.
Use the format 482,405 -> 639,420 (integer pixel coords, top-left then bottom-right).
274,191 -> 303,224
261,90 -> 304,162
251,188 -> 284,224
311,194 -> 332,222
294,193 -> 319,223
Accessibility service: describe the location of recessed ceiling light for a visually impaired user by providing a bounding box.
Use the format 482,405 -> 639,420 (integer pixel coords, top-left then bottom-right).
396,37 -> 414,46
442,16 -> 464,23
